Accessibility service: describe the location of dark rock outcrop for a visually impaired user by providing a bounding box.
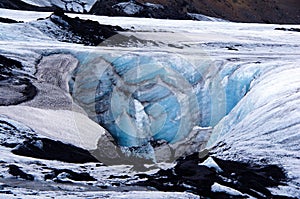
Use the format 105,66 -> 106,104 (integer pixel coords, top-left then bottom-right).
0,119 -> 29,148
0,55 -> 37,106
8,165 -> 34,181
0,0 -> 53,11
136,153 -> 295,198
90,134 -> 154,167
12,137 -> 99,163
44,169 -> 96,183
90,0 -> 186,20
0,54 -> 25,81
32,10 -> 125,46
275,27 -> 300,32
0,17 -> 22,23
136,0 -> 300,24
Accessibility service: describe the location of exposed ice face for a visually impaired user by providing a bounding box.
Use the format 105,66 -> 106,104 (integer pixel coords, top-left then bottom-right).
208,63 -> 300,146
70,46 -> 263,148
207,63 -> 300,198
71,52 -> 202,146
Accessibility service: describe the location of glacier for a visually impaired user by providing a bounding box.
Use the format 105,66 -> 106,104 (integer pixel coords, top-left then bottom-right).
0,8 -> 299,197
70,50 -> 262,148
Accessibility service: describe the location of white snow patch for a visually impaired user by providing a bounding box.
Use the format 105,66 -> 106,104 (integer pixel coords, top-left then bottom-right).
188,13 -> 226,22
0,106 -> 106,150
20,0 -> 52,7
199,157 -> 223,173
211,183 -> 246,196
144,3 -> 164,9
0,8 -> 51,22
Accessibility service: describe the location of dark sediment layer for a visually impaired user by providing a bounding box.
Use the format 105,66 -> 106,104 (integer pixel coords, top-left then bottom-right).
8,165 -> 34,181
0,17 -> 22,23
0,55 -> 37,106
0,0 -> 53,11
33,9 -> 125,46
89,0 -> 186,20
12,137 -> 99,163
275,27 -> 300,32
44,169 -> 96,183
135,153 -> 295,198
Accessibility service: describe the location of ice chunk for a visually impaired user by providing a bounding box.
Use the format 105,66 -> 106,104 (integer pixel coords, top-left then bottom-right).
211,183 -> 246,196
199,157 -> 223,173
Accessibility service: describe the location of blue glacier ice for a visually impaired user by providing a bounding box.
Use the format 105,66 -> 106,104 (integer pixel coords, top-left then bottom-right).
70,50 -> 263,148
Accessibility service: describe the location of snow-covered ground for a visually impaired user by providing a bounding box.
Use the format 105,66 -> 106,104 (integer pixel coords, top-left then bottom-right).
0,8 -> 299,198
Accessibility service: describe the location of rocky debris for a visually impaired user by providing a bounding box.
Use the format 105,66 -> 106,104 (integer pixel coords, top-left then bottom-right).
135,153 -> 295,198
0,55 -> 37,106
31,9 -> 125,46
99,34 -> 161,48
89,126 -> 209,168
0,119 -> 32,148
0,17 -> 22,23
0,0 -> 95,13
90,132 -> 127,165
90,0 -> 185,20
226,46 -> 239,51
0,190 -> 13,195
44,168 -> 96,183
22,54 -> 79,110
0,54 -> 26,82
91,133 -> 154,167
12,137 -> 99,164
8,165 -> 34,181
275,27 -> 300,32
0,77 -> 36,106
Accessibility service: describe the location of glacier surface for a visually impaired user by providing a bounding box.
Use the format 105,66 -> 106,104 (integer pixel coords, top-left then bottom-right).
0,9 -> 299,196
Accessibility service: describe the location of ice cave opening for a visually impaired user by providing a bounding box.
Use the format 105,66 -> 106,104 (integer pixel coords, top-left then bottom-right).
70,50 -> 261,151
